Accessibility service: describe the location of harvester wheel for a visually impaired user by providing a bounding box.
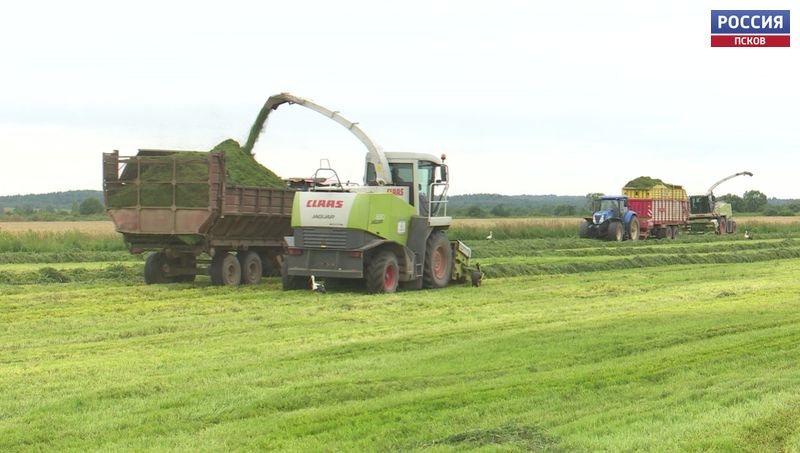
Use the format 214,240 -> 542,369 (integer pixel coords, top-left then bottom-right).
238,251 -> 263,285
579,220 -> 592,238
423,231 -> 453,288
607,221 -> 623,242
144,252 -> 169,284
210,252 -> 241,286
366,251 -> 400,294
281,260 -> 306,290
628,216 -> 640,241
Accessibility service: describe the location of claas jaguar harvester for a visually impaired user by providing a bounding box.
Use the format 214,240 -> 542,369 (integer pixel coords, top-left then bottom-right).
688,171 -> 752,234
581,177 -> 689,241
246,94 -> 472,294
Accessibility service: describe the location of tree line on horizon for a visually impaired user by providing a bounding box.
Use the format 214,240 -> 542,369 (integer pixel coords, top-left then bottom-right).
2,190 -> 799,221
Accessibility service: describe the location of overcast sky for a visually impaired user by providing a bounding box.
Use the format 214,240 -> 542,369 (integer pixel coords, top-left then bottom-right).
1,0 -> 797,198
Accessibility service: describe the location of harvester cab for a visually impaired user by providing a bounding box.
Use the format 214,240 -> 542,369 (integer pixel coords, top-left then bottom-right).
364,152 -> 449,218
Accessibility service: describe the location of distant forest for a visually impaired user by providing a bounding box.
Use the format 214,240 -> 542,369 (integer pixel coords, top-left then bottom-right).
2,189 -> 799,220
0,190 -> 103,210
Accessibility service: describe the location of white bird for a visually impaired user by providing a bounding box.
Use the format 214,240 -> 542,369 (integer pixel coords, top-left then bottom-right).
310,275 -> 326,293
485,231 -> 493,240
744,230 -> 752,240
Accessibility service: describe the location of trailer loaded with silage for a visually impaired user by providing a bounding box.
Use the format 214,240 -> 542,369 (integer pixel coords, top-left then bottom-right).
103,139 -> 294,286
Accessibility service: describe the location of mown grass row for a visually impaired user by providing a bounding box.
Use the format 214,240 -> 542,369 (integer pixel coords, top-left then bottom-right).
0,230 -> 125,253
0,263 -> 142,285
0,251 -> 139,264
481,245 -> 800,278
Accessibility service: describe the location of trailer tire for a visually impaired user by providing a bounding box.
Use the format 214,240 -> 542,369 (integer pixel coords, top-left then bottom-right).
366,251 -> 400,294
607,221 -> 623,242
729,220 -> 737,234
238,251 -> 263,285
628,216 -> 640,241
210,252 -> 241,286
281,259 -> 306,291
144,252 -> 169,284
579,220 -> 592,238
423,231 -> 453,288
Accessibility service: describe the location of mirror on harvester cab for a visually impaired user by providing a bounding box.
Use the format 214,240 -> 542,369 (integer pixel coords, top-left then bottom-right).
439,165 -> 448,183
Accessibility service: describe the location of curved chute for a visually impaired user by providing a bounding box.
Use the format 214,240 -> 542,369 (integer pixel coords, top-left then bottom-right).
242,92 -> 393,185
706,171 -> 753,196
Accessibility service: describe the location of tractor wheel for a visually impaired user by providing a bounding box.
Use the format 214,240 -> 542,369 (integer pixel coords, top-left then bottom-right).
171,255 -> 197,283
579,220 -> 592,238
628,216 -> 640,241
366,251 -> 400,294
729,220 -> 737,234
144,252 -> 169,284
424,231 -> 453,288
210,252 -> 241,286
238,251 -> 263,285
607,221 -> 623,242
281,259 -> 306,291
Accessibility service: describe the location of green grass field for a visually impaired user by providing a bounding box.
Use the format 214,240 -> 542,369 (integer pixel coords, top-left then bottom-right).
2,224 -> 800,451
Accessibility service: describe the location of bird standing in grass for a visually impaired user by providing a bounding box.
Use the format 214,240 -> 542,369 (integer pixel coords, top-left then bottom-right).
471,263 -> 484,287
744,230 -> 753,240
485,231 -> 493,240
310,275 -> 326,293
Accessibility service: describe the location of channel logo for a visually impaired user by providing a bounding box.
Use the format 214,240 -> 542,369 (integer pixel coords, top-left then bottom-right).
711,10 -> 790,47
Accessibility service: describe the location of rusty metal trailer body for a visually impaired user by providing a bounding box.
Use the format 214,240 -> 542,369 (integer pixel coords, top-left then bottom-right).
103,150 -> 294,285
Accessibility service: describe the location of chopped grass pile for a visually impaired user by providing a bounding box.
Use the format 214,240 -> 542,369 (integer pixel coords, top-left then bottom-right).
624,176 -> 678,189
107,139 -> 286,208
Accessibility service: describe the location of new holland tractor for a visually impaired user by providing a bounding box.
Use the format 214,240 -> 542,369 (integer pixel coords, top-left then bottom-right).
245,93 -> 472,293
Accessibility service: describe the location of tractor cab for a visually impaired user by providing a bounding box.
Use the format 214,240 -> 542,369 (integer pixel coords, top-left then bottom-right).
592,196 -> 629,225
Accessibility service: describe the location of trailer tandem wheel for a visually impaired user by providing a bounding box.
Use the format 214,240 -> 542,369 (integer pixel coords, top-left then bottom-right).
238,251 -> 263,285
210,252 -> 241,286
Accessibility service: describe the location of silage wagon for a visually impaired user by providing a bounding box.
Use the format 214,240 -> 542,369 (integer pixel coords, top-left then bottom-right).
103,149 -> 294,286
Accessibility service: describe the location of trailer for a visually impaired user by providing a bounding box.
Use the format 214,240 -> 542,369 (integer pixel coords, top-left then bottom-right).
103,149 -> 294,285
623,183 -> 689,239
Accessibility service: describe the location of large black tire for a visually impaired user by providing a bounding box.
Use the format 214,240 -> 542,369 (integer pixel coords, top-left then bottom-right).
628,216 -> 640,241
729,220 -> 737,234
144,252 -> 169,284
579,220 -> 592,238
281,259 -> 306,291
238,251 -> 263,285
423,231 -> 453,288
210,252 -> 241,286
366,251 -> 400,294
607,221 -> 623,242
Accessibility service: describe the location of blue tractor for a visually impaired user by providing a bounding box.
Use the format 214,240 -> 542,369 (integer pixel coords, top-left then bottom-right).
580,196 -> 640,241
